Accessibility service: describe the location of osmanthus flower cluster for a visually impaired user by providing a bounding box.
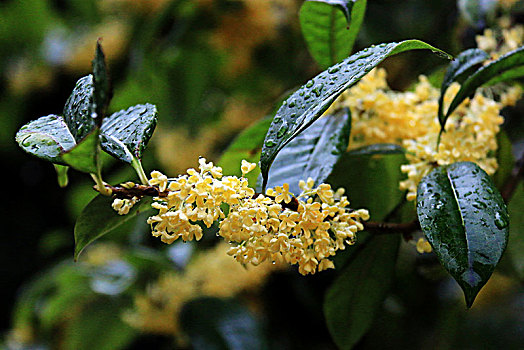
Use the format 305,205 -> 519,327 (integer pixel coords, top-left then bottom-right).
325,67 -> 520,201
111,158 -> 369,275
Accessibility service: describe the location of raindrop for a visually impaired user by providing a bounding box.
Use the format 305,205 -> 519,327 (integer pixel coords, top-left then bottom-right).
306,80 -> 315,88
289,100 -> 296,108
494,212 -> 508,229
274,116 -> 282,123
265,139 -> 276,147
328,66 -> 340,74
277,123 -> 288,138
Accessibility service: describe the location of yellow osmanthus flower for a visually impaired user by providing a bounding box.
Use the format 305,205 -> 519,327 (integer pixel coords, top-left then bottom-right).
325,67 -> 517,201
133,159 -> 368,275
476,24 -> 524,61
416,238 -> 433,254
124,242 -> 281,338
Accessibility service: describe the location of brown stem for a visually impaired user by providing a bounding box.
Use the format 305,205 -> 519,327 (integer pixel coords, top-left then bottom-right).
94,183 -> 168,199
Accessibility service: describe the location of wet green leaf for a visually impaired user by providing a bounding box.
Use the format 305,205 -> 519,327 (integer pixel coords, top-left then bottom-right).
346,143 -> 405,156
74,195 -> 153,261
92,40 -> 112,120
180,297 -> 266,350
100,104 -> 158,163
61,128 -> 100,174
416,161 -> 509,307
300,0 -> 366,68
442,46 -> 524,129
438,48 -> 489,126
63,75 -> 96,141
15,114 -> 76,164
263,108 -> 350,195
260,40 -> 451,191
324,234 -> 400,349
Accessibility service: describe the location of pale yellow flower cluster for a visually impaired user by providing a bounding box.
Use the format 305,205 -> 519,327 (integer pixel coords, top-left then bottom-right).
476,23 -> 524,61
222,180 -> 369,275
400,86 -> 505,200
325,68 -> 514,201
324,68 -> 441,149
124,242 -> 280,338
128,158 -> 369,275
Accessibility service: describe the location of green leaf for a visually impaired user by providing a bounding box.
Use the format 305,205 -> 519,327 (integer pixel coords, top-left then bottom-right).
442,46 -> 524,129
62,298 -> 137,350
180,297 -> 267,350
458,0 -> 497,29
300,0 -> 367,68
218,117 -> 272,186
416,161 -> 509,307
100,104 -> 158,163
263,108 -> 350,195
328,152 -> 407,221
61,128 -> 100,174
92,40 -> 112,120
74,195 -> 153,261
493,131 -> 514,189
259,40 -> 451,191
15,114 -> 76,163
63,75 -> 96,141
438,48 -> 489,126
346,143 -> 405,156
324,234 -> 400,349
54,164 -> 69,188
508,182 -> 524,280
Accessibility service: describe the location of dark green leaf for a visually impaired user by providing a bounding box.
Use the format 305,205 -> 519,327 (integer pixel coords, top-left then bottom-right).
508,182 -> 524,279
300,0 -> 367,68
324,234 -> 400,349
15,114 -> 76,163
61,128 -> 100,173
92,40 -> 112,120
260,40 -> 451,191
263,108 -> 351,195
74,195 -> 153,260
438,48 -> 489,126
180,297 -> 266,350
442,46 -> 524,129
62,299 -> 137,350
493,131 -> 514,189
63,75 -> 96,141
346,143 -> 405,156
328,152 -> 407,221
416,161 -> 509,307
458,0 -> 497,29
100,104 -> 158,163
54,164 -> 69,188
218,117 -> 272,185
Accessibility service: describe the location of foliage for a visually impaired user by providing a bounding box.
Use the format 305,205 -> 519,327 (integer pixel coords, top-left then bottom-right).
8,1 -> 524,349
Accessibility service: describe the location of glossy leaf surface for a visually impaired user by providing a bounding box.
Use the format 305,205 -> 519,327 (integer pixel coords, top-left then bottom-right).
438,48 -> 489,126
324,234 -> 399,349
442,46 -> 524,128
264,108 -> 350,195
300,0 -> 366,68
100,103 -> 158,163
416,162 -> 509,307
92,41 -> 112,120
63,75 -> 96,141
74,195 -> 153,260
15,114 -> 76,164
260,40 -> 451,190
180,297 -> 266,350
